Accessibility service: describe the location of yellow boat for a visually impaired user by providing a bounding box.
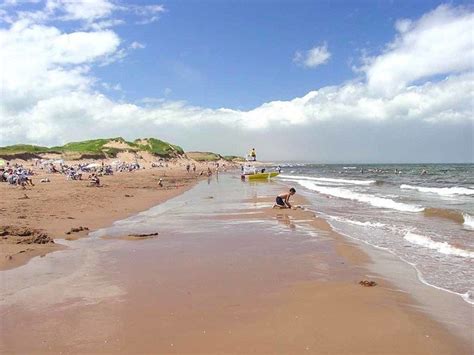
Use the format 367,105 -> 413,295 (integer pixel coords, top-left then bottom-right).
247,172 -> 279,180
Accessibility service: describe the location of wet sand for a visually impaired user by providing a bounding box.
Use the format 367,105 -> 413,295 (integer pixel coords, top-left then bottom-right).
0,166 -> 201,270
0,175 -> 471,353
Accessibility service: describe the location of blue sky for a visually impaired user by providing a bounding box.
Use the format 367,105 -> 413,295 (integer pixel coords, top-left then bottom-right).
95,0 -> 469,109
0,0 -> 473,162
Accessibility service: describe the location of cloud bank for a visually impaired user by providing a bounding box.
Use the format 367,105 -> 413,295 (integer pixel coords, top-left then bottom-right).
0,2 -> 472,162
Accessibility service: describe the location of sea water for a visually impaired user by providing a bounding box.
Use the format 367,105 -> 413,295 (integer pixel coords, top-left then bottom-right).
275,163 -> 474,303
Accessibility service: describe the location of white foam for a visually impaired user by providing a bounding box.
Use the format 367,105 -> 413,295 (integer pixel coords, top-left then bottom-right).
401,184 -> 474,196
279,174 -> 375,186
463,213 -> 474,228
297,180 -> 424,212
329,216 -> 386,228
404,232 -> 474,258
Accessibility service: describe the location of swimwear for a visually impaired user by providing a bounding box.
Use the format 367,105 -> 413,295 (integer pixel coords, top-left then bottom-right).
276,196 -> 285,206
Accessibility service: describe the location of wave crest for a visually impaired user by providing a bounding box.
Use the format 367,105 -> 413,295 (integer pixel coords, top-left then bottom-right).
463,213 -> 474,228
423,208 -> 465,224
297,180 -> 424,212
401,184 -> 474,196
404,232 -> 474,258
279,174 -> 375,186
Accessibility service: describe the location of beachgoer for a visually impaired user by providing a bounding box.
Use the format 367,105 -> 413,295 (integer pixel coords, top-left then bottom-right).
273,188 -> 296,209
192,164 -> 196,173
250,148 -> 256,161
186,164 -> 190,173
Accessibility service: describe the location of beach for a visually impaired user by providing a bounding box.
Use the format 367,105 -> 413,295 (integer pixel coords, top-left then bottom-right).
0,172 -> 472,354
0,160 -> 207,270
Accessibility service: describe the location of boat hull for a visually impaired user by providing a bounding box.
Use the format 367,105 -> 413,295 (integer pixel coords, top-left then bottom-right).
247,172 -> 279,180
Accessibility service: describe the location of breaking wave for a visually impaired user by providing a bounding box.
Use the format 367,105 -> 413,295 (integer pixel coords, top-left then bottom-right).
279,174 -> 375,186
423,208 -> 465,224
329,216 -> 386,228
463,213 -> 474,228
401,184 -> 474,196
404,232 -> 474,258
296,180 -> 424,212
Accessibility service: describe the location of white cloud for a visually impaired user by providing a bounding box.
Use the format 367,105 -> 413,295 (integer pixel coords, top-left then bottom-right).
294,43 -> 331,68
2,0 -> 165,27
130,4 -> 165,24
130,41 -> 145,49
46,0 -> 116,22
0,3 -> 472,161
363,5 -> 474,95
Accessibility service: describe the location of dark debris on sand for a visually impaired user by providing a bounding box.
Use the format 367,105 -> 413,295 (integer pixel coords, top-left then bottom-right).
0,226 -> 54,244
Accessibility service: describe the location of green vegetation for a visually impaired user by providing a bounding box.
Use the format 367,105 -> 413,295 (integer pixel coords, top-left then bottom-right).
0,137 -> 184,159
134,138 -> 185,156
0,144 -> 50,154
223,155 -> 246,162
0,138 -> 240,161
186,151 -> 222,161
51,137 -> 129,153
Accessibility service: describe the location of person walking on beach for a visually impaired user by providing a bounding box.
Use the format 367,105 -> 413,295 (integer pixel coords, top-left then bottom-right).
273,188 -> 296,209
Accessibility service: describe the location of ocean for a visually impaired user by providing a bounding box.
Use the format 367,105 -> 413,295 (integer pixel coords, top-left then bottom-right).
275,163 -> 473,304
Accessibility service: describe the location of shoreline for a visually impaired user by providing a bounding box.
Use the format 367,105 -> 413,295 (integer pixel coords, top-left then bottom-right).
1,174 -> 471,353
243,192 -> 472,351
270,182 -> 473,345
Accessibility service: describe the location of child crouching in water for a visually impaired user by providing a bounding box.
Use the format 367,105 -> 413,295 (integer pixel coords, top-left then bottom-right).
273,188 -> 296,209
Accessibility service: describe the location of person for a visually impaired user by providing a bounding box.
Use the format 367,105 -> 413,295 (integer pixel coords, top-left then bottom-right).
250,148 -> 256,161
273,188 -> 296,209
186,164 -> 190,173
192,164 -> 196,173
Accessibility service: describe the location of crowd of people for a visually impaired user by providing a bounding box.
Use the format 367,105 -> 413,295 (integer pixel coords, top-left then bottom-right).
1,162 -> 35,187
1,157 -> 232,189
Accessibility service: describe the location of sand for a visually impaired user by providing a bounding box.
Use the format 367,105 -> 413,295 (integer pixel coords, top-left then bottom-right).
0,163 -> 204,270
0,173 -> 471,354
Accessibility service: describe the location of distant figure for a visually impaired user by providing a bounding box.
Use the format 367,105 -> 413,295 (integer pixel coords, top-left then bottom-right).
277,166 -> 282,173
207,167 -> 212,176
250,148 -> 257,161
360,168 -> 364,174
158,178 -> 163,188
421,169 -> 427,176
273,188 -> 296,209
89,173 -> 100,187
186,164 -> 190,173
261,168 -> 266,173
192,164 -> 196,173
241,164 -> 244,174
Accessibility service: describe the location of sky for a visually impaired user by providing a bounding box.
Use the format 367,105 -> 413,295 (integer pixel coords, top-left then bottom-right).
0,0 -> 473,163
